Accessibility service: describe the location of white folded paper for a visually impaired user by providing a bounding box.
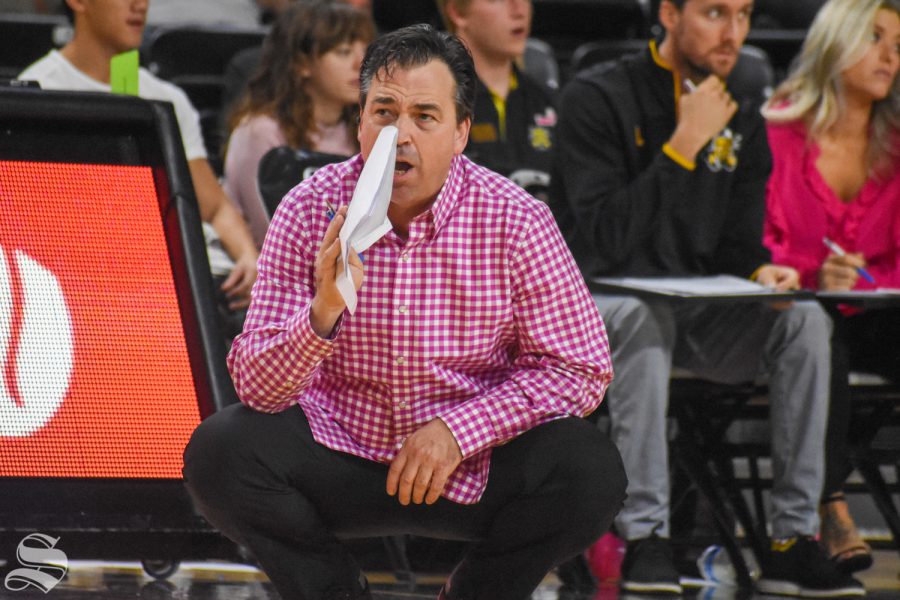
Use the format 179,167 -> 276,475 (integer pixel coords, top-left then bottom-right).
336,125 -> 397,313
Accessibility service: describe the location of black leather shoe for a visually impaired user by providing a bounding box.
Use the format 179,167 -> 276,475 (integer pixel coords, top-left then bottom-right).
556,554 -> 598,594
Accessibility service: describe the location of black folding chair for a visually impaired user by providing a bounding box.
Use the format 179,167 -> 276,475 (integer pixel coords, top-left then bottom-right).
845,373 -> 900,558
257,146 -> 350,218
668,375 -> 770,587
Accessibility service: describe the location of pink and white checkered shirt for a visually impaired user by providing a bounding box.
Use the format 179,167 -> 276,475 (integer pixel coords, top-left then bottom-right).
227,154 -> 612,504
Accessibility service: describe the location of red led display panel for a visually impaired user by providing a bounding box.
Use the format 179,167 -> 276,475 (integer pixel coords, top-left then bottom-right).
0,161 -> 200,478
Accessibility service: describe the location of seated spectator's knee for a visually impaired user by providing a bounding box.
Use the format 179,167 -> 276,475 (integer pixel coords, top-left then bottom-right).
603,296 -> 654,328
600,296 -> 675,351
779,301 -> 833,347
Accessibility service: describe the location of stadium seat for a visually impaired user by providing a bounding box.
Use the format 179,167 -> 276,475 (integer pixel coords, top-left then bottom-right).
143,25 -> 266,81
523,37 -> 561,93
372,0 -> 443,31
570,38 -> 648,75
531,0 -> 651,74
257,146 -> 351,219
0,14 -> 70,80
143,25 -> 266,174
753,0 -> 825,29
726,44 -> 775,104
744,29 -> 806,83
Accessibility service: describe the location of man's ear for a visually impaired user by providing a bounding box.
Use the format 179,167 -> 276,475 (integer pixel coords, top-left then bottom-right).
66,0 -> 87,17
454,116 -> 471,155
658,0 -> 680,32
445,0 -> 467,32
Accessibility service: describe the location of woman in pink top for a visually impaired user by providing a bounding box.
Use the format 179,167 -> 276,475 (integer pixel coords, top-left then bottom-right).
763,0 -> 900,575
224,1 -> 375,248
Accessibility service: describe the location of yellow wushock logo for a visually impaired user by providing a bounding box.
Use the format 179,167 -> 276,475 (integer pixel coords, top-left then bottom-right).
705,128 -> 742,173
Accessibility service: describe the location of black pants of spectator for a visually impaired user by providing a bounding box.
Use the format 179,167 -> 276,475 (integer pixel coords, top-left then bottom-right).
183,403 -> 627,600
823,307 -> 900,498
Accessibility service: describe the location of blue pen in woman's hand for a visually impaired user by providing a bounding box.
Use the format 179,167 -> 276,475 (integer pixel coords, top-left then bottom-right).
822,237 -> 876,284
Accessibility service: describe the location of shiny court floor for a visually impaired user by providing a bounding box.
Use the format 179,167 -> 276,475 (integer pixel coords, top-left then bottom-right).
0,550 -> 898,599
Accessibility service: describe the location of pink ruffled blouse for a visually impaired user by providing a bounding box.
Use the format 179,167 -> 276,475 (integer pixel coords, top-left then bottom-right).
764,120 -> 900,290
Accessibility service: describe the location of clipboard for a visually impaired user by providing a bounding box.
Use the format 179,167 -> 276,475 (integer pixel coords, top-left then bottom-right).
590,275 -> 813,303
816,289 -> 900,309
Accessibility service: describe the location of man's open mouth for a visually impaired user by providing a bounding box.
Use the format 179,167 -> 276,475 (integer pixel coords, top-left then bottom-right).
395,160 -> 413,175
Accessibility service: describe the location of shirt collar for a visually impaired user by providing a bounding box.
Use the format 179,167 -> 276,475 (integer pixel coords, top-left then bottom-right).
427,153 -> 466,237
648,39 -> 683,110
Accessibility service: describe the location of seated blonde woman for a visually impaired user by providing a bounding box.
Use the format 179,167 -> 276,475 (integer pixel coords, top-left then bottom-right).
763,0 -> 900,577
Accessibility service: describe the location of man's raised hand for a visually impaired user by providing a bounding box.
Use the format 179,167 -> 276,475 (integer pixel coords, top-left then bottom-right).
310,206 -> 364,338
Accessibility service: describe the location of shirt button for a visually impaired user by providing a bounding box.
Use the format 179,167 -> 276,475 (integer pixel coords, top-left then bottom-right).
398,401 -> 407,408
400,253 -> 411,263
398,305 -> 408,314
396,355 -> 406,365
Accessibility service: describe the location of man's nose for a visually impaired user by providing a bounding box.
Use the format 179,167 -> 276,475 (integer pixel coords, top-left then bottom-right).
721,14 -> 746,45
394,116 -> 414,145
722,19 -> 737,42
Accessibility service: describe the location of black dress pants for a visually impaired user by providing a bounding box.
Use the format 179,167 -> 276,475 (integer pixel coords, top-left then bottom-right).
182,403 -> 626,600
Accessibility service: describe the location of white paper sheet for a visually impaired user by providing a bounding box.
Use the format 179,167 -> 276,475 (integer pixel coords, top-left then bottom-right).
336,126 -> 397,313
592,274 -> 778,296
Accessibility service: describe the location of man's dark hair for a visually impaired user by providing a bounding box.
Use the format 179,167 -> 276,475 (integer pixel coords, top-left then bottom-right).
359,24 -> 476,124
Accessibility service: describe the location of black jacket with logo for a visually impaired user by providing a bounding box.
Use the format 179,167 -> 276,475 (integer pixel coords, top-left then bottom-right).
465,67 -> 556,178
549,43 -> 772,280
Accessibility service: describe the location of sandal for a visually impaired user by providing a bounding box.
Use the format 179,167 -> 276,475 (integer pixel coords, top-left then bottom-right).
819,493 -> 873,574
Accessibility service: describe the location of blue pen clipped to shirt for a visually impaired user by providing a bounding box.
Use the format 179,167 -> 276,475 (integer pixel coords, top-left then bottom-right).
326,200 -> 364,263
822,237 -> 876,284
